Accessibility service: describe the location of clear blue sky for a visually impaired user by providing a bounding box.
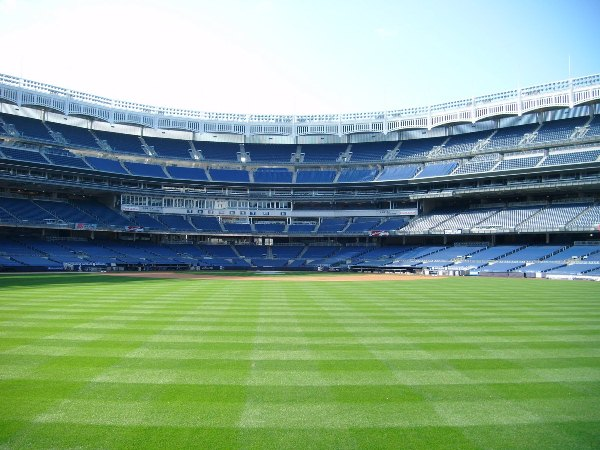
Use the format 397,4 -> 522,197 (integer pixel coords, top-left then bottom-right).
0,0 -> 599,115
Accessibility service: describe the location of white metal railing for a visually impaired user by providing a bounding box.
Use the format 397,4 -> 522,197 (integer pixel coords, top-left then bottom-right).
0,73 -> 599,137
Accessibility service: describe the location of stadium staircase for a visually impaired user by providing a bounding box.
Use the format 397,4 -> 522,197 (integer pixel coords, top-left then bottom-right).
138,137 -> 157,157
44,123 -> 69,145
89,131 -> 113,152
189,141 -> 203,160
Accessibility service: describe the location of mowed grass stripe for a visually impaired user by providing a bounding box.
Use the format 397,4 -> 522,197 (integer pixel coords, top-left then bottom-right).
0,274 -> 599,449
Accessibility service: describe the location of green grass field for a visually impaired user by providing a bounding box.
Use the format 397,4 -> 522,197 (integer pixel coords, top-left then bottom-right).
0,273 -> 599,449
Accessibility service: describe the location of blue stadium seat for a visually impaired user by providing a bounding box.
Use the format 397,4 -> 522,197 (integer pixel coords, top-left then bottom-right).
337,168 -> 378,183
253,168 -> 293,183
93,130 -> 146,155
123,161 -> 168,178
143,136 -> 192,159
86,157 -> 129,174
376,165 -> 420,181
166,166 -> 209,181
209,168 -> 250,183
295,170 -> 336,183
244,144 -> 296,162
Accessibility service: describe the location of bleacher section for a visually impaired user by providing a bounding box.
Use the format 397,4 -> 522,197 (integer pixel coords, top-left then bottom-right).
93,130 -> 145,155
287,223 -> 316,234
209,168 -> 250,183
0,113 -> 51,140
396,137 -> 445,159
296,170 -> 337,183
415,161 -> 458,178
485,123 -> 538,149
376,165 -> 420,181
534,117 -> 588,143
315,218 -> 348,233
143,136 -> 192,159
244,144 -> 296,163
45,151 -> 91,169
434,130 -> 492,156
197,142 -> 240,161
337,168 -> 378,183
253,168 -> 293,183
190,217 -> 222,232
0,146 -> 48,164
541,149 -> 600,167
301,144 -> 347,162
123,161 -> 168,178
350,141 -> 394,161
45,122 -> 100,148
2,237 -> 600,276
495,155 -> 543,171
165,166 -> 209,181
85,157 -> 129,174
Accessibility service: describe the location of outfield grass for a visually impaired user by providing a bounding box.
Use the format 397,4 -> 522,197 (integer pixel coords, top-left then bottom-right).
0,273 -> 599,449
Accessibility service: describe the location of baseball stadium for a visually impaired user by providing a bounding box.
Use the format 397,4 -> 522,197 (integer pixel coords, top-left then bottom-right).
0,1 -> 599,448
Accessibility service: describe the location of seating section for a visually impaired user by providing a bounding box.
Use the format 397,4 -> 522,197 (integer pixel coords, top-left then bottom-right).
45,151 -> 91,169
534,117 -> 587,143
34,200 -> 97,224
301,144 -> 347,162
133,214 -> 167,231
45,122 -> 100,148
166,166 -> 208,181
496,245 -> 564,262
222,222 -> 252,233
93,130 -> 146,155
296,170 -> 337,183
287,223 -> 316,234
0,113 -> 51,140
400,211 -> 457,233
430,209 -> 497,232
253,168 -> 293,183
472,206 -> 541,230
397,137 -> 445,159
2,237 -> 600,275
0,197 -> 56,223
86,157 -> 129,174
123,161 -> 168,178
143,136 -> 192,159
0,146 -> 48,164
197,142 -> 240,161
541,150 -> 600,167
190,216 -> 222,232
415,161 -> 457,178
453,159 -> 499,175
253,222 -> 286,233
376,165 -> 420,181
434,130 -> 492,157
546,245 -> 600,261
376,218 -> 408,231
337,168 -> 378,183
209,168 -> 250,183
515,204 -> 589,231
315,218 -> 348,233
159,215 -> 196,232
244,144 -> 296,163
567,205 -> 600,230
350,141 -> 395,161
344,218 -> 381,233
76,200 -> 133,228
485,123 -> 537,149
495,155 -> 543,171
